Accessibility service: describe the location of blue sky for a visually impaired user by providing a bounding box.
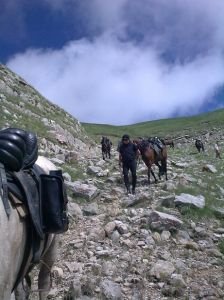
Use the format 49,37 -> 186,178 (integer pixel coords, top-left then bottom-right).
1,0 -> 224,124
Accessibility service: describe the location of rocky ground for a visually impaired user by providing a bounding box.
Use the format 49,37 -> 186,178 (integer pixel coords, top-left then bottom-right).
30,136 -> 224,300
2,64 -> 224,300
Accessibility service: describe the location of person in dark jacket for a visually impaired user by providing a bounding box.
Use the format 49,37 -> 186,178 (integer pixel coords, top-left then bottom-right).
119,134 -> 139,194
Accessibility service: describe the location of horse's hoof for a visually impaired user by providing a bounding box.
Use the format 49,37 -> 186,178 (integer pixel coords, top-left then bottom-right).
155,180 -> 158,184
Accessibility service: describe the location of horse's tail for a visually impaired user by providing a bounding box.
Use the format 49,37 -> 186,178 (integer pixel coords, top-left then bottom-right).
160,147 -> 167,173
161,158 -> 167,173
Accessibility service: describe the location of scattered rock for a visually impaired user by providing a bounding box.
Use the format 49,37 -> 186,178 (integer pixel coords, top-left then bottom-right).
68,202 -> 83,218
71,182 -> 99,200
150,260 -> 175,280
148,211 -> 183,232
161,230 -> 171,241
175,193 -> 205,209
104,221 -> 116,236
202,164 -> 217,173
171,161 -> 188,168
100,280 -> 122,300
83,203 -> 99,216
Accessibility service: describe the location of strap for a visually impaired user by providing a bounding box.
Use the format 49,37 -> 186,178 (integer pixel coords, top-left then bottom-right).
13,171 -> 44,239
0,162 -> 11,217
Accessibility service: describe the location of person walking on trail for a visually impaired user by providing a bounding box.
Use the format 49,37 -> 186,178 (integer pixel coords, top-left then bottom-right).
119,134 -> 139,195
214,142 -> 221,159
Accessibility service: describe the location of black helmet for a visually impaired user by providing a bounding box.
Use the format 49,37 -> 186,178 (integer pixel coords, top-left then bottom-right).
122,134 -> 130,140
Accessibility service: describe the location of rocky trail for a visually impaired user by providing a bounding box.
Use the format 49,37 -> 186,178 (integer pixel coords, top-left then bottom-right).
30,137 -> 224,300
1,64 -> 224,300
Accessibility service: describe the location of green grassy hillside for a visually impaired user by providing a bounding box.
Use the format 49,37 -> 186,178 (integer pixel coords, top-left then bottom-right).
82,108 -> 224,142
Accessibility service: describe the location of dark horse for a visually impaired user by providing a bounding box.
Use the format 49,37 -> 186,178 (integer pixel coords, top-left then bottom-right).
135,139 -> 168,184
101,136 -> 112,160
195,139 -> 204,153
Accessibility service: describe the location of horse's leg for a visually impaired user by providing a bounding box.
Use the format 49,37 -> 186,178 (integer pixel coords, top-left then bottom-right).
147,167 -> 150,185
14,282 -> 29,300
151,169 -> 158,183
155,162 -> 162,178
102,151 -> 105,160
38,235 -> 58,300
161,159 -> 168,181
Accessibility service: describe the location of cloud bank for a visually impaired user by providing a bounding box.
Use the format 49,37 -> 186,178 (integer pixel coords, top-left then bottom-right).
7,0 -> 224,124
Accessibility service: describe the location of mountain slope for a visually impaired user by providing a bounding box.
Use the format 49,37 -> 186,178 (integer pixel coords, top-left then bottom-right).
82,108 -> 224,141
0,64 -> 89,141
0,64 -> 98,181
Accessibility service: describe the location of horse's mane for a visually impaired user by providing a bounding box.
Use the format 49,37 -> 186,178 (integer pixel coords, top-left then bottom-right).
138,139 -> 151,153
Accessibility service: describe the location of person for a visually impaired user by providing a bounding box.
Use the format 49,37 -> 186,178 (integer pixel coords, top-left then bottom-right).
214,142 -> 221,159
119,134 -> 139,195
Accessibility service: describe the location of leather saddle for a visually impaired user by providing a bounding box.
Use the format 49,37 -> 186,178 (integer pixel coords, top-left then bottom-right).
147,138 -> 163,156
0,127 -> 38,171
0,128 -> 44,239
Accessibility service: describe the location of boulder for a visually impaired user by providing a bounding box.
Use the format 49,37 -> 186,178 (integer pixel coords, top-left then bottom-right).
71,182 -> 99,200
148,211 -> 183,232
87,165 -> 103,175
100,280 -> 122,300
150,260 -> 175,280
175,193 -> 205,209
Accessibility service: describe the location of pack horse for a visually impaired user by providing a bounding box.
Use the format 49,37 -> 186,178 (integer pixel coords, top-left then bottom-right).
101,136 -> 112,160
0,128 -> 69,300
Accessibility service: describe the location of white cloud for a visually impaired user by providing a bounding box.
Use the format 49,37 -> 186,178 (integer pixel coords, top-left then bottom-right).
7,0 -> 224,124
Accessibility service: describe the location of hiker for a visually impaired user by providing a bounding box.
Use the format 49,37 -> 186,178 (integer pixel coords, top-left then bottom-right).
214,142 -> 221,159
119,134 -> 139,195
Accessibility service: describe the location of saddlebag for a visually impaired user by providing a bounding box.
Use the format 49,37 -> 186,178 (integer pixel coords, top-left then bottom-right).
40,170 -> 69,234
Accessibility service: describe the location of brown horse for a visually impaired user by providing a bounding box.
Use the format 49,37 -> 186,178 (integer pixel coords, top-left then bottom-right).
136,139 -> 168,184
163,139 -> 174,148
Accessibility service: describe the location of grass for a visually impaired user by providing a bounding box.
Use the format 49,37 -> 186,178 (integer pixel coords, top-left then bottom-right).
151,138 -> 224,221
218,240 -> 224,255
82,108 -> 224,141
62,163 -> 86,181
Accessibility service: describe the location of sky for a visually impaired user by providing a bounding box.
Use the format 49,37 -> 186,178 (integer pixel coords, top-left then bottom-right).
1,0 -> 224,125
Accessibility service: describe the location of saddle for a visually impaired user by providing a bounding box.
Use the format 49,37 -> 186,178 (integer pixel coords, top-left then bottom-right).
149,140 -> 164,157
0,128 -> 68,237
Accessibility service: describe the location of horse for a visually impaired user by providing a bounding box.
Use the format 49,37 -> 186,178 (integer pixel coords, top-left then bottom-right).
101,136 -> 112,160
195,139 -> 204,153
0,156 -> 59,300
136,139 -> 168,184
163,139 -> 174,149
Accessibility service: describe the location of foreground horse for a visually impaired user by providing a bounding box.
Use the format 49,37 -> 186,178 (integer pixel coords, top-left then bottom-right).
101,136 -> 112,160
136,139 -> 168,184
0,156 -> 58,300
195,139 -> 204,153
